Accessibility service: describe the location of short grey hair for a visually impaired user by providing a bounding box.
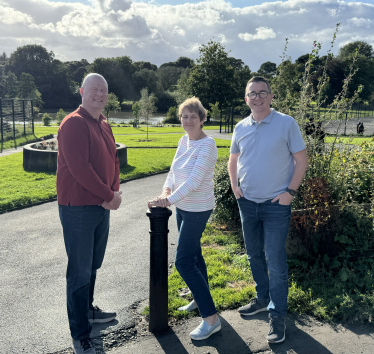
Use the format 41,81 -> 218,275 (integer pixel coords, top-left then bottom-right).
82,73 -> 108,88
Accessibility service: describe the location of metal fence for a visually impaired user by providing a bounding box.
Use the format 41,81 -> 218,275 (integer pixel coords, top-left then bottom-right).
219,102 -> 374,134
0,98 -> 34,146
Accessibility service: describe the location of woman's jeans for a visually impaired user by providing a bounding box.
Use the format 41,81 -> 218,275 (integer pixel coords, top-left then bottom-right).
237,198 -> 291,318
59,204 -> 110,340
175,207 -> 217,318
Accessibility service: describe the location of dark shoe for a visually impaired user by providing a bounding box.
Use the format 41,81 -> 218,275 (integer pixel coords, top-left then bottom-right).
238,298 -> 269,316
88,305 -> 116,323
267,315 -> 286,343
72,337 -> 96,354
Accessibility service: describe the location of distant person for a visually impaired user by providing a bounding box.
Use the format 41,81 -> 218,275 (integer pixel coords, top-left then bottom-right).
357,121 -> 364,135
304,114 -> 315,136
148,97 -> 220,341
57,73 -> 122,354
228,77 -> 308,344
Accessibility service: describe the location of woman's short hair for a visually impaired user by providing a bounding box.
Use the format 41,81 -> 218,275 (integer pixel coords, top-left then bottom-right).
178,97 -> 207,122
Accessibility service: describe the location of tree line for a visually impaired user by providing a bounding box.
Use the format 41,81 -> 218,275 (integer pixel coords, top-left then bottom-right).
0,40 -> 373,118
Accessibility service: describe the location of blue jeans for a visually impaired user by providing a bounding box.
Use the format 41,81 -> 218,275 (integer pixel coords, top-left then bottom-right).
59,204 -> 110,340
237,198 -> 291,317
175,208 -> 217,318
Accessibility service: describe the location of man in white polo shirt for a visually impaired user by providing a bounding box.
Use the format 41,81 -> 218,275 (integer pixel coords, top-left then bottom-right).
228,76 -> 308,344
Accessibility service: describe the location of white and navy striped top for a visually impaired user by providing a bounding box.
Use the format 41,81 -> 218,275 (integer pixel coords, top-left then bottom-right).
164,135 -> 217,212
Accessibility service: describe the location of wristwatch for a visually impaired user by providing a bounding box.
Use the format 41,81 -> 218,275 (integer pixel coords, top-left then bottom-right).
285,187 -> 297,197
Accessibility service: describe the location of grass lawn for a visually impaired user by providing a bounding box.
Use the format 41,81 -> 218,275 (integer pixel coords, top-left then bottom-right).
0,147 -> 230,213
115,134 -> 231,148
33,124 -> 222,138
325,136 -> 374,144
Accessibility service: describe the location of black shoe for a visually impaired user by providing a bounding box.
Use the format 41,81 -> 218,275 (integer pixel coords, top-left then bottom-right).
267,315 -> 286,343
88,305 -> 116,323
238,298 -> 269,316
72,337 -> 96,354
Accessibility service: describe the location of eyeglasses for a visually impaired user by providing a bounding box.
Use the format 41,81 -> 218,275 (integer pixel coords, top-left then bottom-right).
246,91 -> 270,100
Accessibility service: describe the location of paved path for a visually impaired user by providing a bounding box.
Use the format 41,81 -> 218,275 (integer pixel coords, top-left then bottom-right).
0,173 -> 178,354
108,310 -> 374,354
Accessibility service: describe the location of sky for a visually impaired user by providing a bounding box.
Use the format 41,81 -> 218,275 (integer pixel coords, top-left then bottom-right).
1,0 -> 374,71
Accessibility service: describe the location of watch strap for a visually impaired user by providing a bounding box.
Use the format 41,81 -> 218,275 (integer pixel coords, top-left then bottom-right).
286,187 -> 297,196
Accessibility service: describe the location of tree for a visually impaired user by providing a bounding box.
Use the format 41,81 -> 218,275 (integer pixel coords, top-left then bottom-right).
258,61 -> 277,78
163,106 -> 179,124
88,56 -> 135,101
18,73 -> 37,98
55,109 -> 67,126
139,88 -> 157,141
104,93 -> 121,120
175,57 -> 194,68
338,41 -> 373,59
29,89 -> 44,114
188,41 -> 238,121
134,61 -> 157,71
173,70 -> 191,105
209,102 -> 220,121
133,69 -> 163,97
6,45 -> 54,95
132,101 -> 140,128
0,52 -> 7,62
158,66 -> 184,91
3,72 -> 19,98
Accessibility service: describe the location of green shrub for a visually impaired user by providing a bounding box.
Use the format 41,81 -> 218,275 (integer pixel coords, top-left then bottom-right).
42,113 -> 52,126
55,109 -> 66,126
163,106 -> 180,124
212,157 -> 241,228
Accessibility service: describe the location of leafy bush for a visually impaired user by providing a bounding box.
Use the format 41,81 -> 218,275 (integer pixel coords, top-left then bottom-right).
163,106 -> 180,124
55,109 -> 66,126
212,157 -> 241,228
42,113 -> 52,126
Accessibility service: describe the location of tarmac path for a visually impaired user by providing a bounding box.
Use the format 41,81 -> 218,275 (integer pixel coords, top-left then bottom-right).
0,173 -> 179,354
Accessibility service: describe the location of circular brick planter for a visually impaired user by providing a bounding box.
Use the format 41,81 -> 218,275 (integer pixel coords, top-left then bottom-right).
23,140 -> 127,172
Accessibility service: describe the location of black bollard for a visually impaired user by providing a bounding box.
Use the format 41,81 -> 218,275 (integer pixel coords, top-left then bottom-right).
146,206 -> 172,332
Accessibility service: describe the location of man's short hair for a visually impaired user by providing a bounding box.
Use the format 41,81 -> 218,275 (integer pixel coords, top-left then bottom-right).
245,76 -> 272,96
82,73 -> 108,88
178,97 -> 207,122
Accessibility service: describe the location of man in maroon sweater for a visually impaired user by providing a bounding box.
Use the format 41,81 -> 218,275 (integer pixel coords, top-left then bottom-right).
57,73 -> 122,354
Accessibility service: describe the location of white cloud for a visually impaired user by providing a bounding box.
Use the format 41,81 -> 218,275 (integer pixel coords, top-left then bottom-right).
238,27 -> 276,41
0,5 -> 33,24
0,0 -> 374,71
347,17 -> 373,28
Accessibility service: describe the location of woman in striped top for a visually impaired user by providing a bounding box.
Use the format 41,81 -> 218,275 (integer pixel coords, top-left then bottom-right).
148,97 -> 220,340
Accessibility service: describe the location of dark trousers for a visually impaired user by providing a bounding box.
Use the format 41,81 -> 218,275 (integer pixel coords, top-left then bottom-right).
175,207 -> 217,318
59,204 -> 110,340
237,198 -> 291,318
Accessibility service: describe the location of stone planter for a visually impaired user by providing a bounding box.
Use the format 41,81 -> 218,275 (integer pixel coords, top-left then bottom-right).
23,140 -> 127,172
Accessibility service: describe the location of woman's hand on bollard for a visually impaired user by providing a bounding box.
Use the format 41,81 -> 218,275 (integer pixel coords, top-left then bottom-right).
157,196 -> 171,208
148,198 -> 161,208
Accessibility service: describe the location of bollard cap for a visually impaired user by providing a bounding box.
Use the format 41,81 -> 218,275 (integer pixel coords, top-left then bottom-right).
146,206 -> 172,219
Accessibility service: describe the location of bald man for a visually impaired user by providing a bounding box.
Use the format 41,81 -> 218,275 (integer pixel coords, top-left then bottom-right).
57,73 -> 122,354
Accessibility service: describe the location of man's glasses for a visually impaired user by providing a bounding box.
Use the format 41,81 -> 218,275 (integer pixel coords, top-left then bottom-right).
246,91 -> 270,100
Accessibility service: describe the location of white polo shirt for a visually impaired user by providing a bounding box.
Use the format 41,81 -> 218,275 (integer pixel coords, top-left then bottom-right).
230,109 -> 306,203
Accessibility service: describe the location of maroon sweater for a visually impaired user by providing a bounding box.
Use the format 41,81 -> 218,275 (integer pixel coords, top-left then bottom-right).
56,106 -> 120,206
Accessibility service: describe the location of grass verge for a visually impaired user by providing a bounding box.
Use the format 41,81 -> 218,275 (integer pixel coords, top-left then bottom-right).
143,224 -> 255,320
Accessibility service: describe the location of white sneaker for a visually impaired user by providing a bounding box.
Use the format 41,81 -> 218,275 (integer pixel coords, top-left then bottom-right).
190,317 -> 221,340
178,300 -> 198,312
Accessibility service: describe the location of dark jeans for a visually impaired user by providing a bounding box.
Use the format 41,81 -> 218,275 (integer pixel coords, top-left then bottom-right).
59,204 -> 110,340
237,198 -> 291,318
175,208 -> 217,318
